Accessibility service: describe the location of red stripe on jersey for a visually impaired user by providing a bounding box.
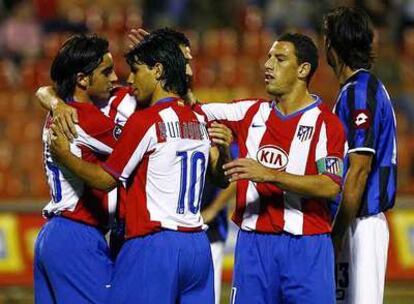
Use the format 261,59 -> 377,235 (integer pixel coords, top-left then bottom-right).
231,102 -> 263,226
254,112 -> 298,232
108,87 -> 131,121
125,150 -> 162,238
62,146 -> 109,229
68,102 -> 117,147
302,114 -> 331,234
177,226 -> 203,232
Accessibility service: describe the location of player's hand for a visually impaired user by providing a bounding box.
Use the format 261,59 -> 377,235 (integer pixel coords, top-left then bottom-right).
223,158 -> 274,183
127,28 -> 149,50
208,122 -> 233,148
52,102 -> 78,142
49,123 -> 71,163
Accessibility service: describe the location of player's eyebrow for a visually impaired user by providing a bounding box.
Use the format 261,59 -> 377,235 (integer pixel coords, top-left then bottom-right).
102,64 -> 114,74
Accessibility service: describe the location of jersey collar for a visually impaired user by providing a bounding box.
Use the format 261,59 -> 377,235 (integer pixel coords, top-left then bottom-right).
154,96 -> 182,106
271,94 -> 321,120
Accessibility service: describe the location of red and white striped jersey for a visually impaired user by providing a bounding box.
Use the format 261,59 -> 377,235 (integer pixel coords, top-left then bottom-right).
197,96 -> 346,235
42,102 -> 119,229
103,98 -> 211,238
100,87 -> 137,127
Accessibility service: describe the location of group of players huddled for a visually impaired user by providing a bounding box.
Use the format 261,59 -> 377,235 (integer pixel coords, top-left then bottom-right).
34,6 -> 397,304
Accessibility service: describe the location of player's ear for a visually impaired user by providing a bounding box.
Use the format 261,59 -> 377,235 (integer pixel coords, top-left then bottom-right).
154,63 -> 164,80
298,62 -> 311,80
76,72 -> 89,89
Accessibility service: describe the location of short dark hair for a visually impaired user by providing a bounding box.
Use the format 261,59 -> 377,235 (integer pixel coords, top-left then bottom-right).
151,27 -> 190,47
50,34 -> 109,100
125,33 -> 188,97
323,6 -> 374,70
277,32 -> 319,83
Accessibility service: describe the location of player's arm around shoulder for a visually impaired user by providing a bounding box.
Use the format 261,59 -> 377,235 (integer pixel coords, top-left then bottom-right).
36,86 -> 79,140
49,122 -> 117,192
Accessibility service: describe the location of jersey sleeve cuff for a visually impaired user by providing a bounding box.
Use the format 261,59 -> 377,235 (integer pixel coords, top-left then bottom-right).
102,163 -> 121,180
322,172 -> 342,187
347,147 -> 376,154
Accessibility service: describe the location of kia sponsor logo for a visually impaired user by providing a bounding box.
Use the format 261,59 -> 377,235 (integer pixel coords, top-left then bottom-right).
256,145 -> 289,170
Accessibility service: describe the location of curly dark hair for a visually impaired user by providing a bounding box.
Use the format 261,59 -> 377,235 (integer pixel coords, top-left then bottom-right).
323,6 -> 375,70
125,33 -> 188,97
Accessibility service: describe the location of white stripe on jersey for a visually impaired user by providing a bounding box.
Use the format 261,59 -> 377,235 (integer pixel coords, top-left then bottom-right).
241,103 -> 272,230
315,122 -> 327,161
119,125 -> 156,183
107,188 -> 117,227
283,106 -> 321,235
101,92 -> 136,126
76,125 -> 113,154
201,100 -> 257,121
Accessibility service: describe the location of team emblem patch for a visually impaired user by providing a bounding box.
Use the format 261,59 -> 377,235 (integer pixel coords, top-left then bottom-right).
352,110 -> 371,129
113,125 -> 123,140
297,125 -> 314,142
257,145 -> 289,170
317,157 -> 343,177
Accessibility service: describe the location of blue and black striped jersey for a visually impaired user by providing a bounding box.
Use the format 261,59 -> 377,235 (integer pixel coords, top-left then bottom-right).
333,69 -> 397,217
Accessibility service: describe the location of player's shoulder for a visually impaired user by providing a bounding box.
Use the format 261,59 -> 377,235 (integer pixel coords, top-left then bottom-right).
231,97 -> 269,105
125,105 -> 160,129
110,86 -> 135,100
67,102 -> 114,135
318,103 -> 344,127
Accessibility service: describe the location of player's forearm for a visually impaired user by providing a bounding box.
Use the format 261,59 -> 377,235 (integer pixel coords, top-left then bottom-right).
56,152 -> 117,191
209,146 -> 231,188
332,166 -> 370,237
267,171 -> 340,200
36,86 -> 60,111
209,182 -> 236,213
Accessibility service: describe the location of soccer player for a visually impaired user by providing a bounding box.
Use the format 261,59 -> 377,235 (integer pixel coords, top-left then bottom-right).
34,34 -> 119,304
49,33 -> 228,304
195,33 -> 346,303
323,7 -> 397,304
36,28 -> 231,259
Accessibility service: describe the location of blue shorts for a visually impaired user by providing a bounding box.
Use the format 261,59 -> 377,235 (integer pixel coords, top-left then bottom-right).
109,230 -> 214,304
34,217 -> 113,304
231,230 -> 335,304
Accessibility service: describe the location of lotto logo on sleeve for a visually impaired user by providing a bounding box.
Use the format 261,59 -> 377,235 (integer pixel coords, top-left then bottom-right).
352,110 -> 371,129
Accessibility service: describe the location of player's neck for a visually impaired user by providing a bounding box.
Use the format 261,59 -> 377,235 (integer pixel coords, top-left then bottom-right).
72,89 -> 92,104
274,85 -> 314,115
337,65 -> 356,86
149,86 -> 180,107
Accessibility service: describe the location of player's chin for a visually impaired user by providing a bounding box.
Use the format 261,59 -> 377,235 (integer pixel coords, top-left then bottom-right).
265,85 -> 277,96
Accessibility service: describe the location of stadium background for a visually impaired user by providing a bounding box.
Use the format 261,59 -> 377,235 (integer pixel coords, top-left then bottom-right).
0,0 -> 414,303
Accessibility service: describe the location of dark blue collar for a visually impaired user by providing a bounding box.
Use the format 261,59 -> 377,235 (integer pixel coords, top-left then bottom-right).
271,94 -> 321,120
155,96 -> 180,106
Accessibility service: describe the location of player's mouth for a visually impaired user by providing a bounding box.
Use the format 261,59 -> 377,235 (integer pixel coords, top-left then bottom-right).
264,73 -> 274,84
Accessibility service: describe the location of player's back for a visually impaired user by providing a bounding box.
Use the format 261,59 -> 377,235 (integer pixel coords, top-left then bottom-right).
334,70 -> 397,216
104,99 -> 211,238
